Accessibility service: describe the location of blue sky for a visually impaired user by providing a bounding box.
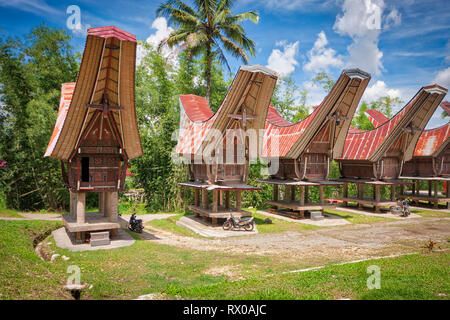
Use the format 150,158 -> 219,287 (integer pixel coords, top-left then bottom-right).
0,0 -> 449,127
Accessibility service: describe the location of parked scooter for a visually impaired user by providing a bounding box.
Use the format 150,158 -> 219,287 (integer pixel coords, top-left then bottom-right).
223,213 -> 255,231
128,213 -> 144,233
389,199 -> 410,217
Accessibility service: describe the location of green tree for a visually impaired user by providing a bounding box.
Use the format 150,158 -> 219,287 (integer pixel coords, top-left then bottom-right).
0,25 -> 78,210
312,72 -> 335,93
271,76 -> 309,122
369,96 -> 402,118
157,0 -> 259,102
351,102 -> 375,130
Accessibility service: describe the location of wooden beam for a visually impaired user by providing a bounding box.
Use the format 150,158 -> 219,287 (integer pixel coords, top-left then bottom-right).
319,186 -> 324,205
273,185 -> 279,201
343,183 -> 348,206
305,186 -> 309,204
202,189 -> 209,210
225,191 -> 230,209
299,186 -> 305,206
235,191 -> 242,210
390,185 -> 395,201
76,192 -> 86,224
194,189 -> 200,207
212,189 -> 218,213
291,185 -> 296,201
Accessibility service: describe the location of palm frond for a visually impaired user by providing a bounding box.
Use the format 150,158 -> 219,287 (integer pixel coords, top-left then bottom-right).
217,34 -> 249,64
227,11 -> 259,24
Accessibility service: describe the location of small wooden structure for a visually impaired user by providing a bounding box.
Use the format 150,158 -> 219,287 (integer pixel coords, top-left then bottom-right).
177,65 -> 278,225
335,85 -> 448,212
367,104 -> 450,208
259,68 -> 371,217
45,26 -> 142,242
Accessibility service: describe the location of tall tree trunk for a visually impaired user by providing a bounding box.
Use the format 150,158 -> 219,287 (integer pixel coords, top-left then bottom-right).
205,42 -> 213,103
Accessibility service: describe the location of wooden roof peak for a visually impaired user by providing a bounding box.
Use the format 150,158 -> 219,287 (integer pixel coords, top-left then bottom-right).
176,65 -> 278,157
45,26 -> 142,161
262,68 -> 371,159
339,84 -> 448,162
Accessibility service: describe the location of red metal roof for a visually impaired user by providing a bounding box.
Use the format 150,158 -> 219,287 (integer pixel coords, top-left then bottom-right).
176,96 -> 216,155
414,124 -> 450,157
365,109 -> 388,127
44,83 -> 76,157
339,86 -> 447,161
365,104 -> 450,157
262,104 -> 319,158
88,26 -> 136,42
179,94 -> 214,122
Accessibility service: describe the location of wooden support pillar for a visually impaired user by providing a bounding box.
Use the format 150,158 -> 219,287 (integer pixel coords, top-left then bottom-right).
219,190 -> 223,206
202,189 -> 209,210
291,186 -> 296,201
212,189 -> 219,213
105,191 -> 118,222
319,185 -> 324,205
412,180 -> 416,195
235,191 -> 242,211
76,192 -> 86,224
299,186 -> 305,206
433,181 -> 439,208
273,185 -> 279,201
194,189 -> 200,207
415,180 -> 420,196
70,190 -> 77,218
357,184 -> 363,209
390,185 -> 395,201
284,186 -> 289,201
447,183 -> 450,209
225,191 -> 230,209
428,181 -> 432,197
400,184 -> 404,196
343,183 -> 348,206
374,185 -> 381,213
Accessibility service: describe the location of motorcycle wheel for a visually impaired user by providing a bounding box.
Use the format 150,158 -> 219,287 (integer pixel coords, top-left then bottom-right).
223,221 -> 232,230
244,222 -> 254,231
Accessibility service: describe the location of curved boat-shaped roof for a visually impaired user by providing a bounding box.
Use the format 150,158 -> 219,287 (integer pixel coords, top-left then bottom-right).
262,68 -> 371,159
45,26 -> 142,160
339,85 -> 448,162
176,65 -> 278,156
365,103 -> 450,158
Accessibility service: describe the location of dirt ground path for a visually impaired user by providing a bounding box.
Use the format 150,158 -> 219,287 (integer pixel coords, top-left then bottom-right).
142,217 -> 450,262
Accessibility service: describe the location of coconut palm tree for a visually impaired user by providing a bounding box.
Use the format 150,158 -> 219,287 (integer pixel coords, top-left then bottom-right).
156,0 -> 259,102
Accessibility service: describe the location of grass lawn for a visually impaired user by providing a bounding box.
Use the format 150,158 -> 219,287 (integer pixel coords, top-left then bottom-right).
145,213 -> 204,238
411,209 -> 450,218
0,219 -> 316,299
1,218 -> 448,300
325,209 -> 396,224
0,208 -> 23,218
163,251 -> 450,300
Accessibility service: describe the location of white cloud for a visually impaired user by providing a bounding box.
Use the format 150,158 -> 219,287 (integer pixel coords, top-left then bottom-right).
137,17 -> 178,66
266,41 -> 299,77
303,31 -> 343,72
433,67 -> 450,89
362,80 -> 402,103
333,0 -> 400,76
0,0 -> 61,16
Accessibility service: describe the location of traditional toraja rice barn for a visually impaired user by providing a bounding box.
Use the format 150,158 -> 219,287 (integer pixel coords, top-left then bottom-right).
177,65 -> 277,225
335,85 -> 447,212
258,69 -> 371,218
45,26 -> 142,242
366,104 -> 450,208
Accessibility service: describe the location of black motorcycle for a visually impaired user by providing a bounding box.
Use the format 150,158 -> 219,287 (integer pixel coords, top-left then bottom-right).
223,213 -> 255,231
128,213 -> 144,233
